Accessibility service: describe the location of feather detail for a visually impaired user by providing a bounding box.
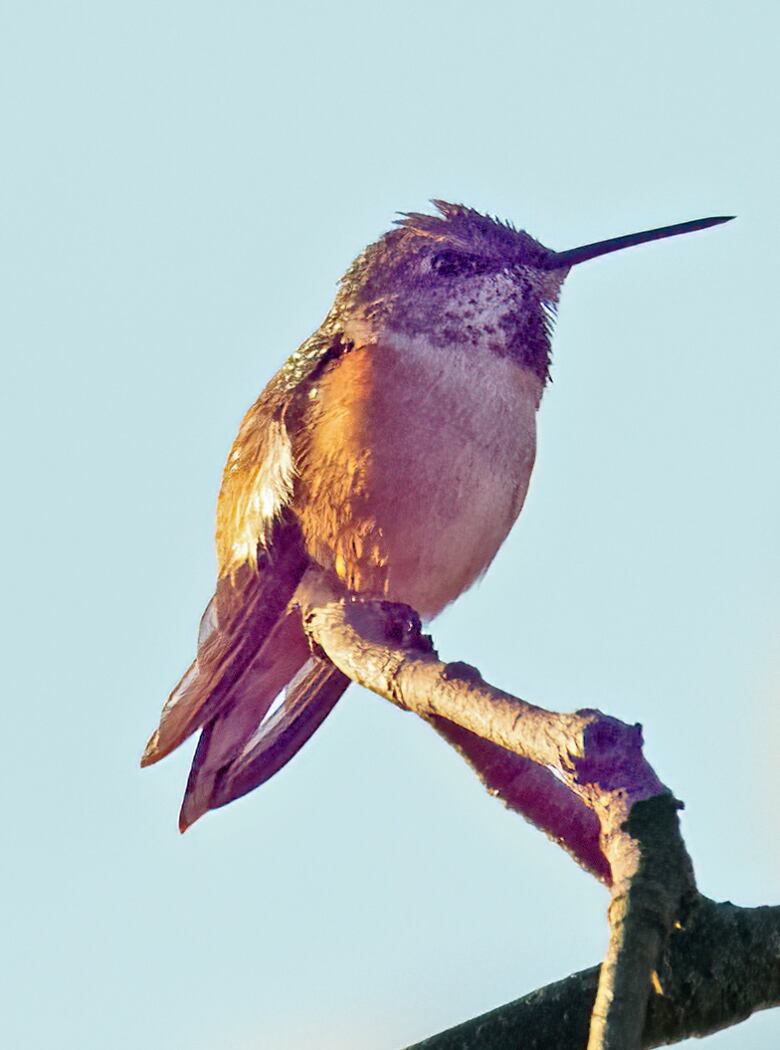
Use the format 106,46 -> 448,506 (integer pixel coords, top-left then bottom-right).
187,658 -> 349,827
141,516 -> 308,766
215,332 -> 353,580
177,609 -> 314,830
220,418 -> 296,576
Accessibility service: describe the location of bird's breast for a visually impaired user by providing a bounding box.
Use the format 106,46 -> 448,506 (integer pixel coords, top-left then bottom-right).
294,335 -> 543,618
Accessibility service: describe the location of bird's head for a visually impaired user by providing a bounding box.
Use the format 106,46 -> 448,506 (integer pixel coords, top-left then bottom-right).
324,200 -> 732,383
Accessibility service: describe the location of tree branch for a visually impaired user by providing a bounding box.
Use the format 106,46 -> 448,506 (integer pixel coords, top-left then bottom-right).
401,896 -> 780,1049
298,572 -> 704,1048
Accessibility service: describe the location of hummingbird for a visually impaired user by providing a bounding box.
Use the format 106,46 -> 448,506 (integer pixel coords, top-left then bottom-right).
141,201 -> 732,831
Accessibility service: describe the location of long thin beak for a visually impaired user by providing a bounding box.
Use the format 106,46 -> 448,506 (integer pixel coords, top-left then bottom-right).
545,215 -> 734,269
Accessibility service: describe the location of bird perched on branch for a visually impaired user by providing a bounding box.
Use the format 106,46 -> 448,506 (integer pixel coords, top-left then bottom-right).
141,200 -> 731,830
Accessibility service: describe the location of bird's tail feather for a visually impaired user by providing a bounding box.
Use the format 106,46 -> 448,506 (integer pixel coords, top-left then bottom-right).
203,658 -> 350,820
177,607 -> 314,829
141,523 -> 309,768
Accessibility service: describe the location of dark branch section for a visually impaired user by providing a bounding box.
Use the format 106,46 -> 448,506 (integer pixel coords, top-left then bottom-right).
402,896 -> 780,1050
587,795 -> 694,1049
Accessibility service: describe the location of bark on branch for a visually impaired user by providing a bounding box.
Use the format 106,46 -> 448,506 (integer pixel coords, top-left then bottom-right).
296,572 -> 768,1048
402,895 -> 780,1049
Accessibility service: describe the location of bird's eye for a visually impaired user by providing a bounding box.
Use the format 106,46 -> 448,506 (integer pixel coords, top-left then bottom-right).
431,250 -> 485,277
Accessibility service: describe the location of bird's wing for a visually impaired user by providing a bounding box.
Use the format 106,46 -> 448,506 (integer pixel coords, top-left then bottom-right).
216,330 -> 352,580
142,331 -> 357,818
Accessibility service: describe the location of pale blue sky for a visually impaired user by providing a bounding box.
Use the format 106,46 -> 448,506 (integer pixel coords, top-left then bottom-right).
2,2 -> 779,1048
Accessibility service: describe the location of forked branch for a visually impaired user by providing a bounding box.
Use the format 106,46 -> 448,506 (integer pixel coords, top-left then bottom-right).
403,895 -> 780,1049
299,572 -> 697,1050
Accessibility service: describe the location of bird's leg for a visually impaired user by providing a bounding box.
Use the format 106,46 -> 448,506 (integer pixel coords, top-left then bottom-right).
349,595 -> 435,654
